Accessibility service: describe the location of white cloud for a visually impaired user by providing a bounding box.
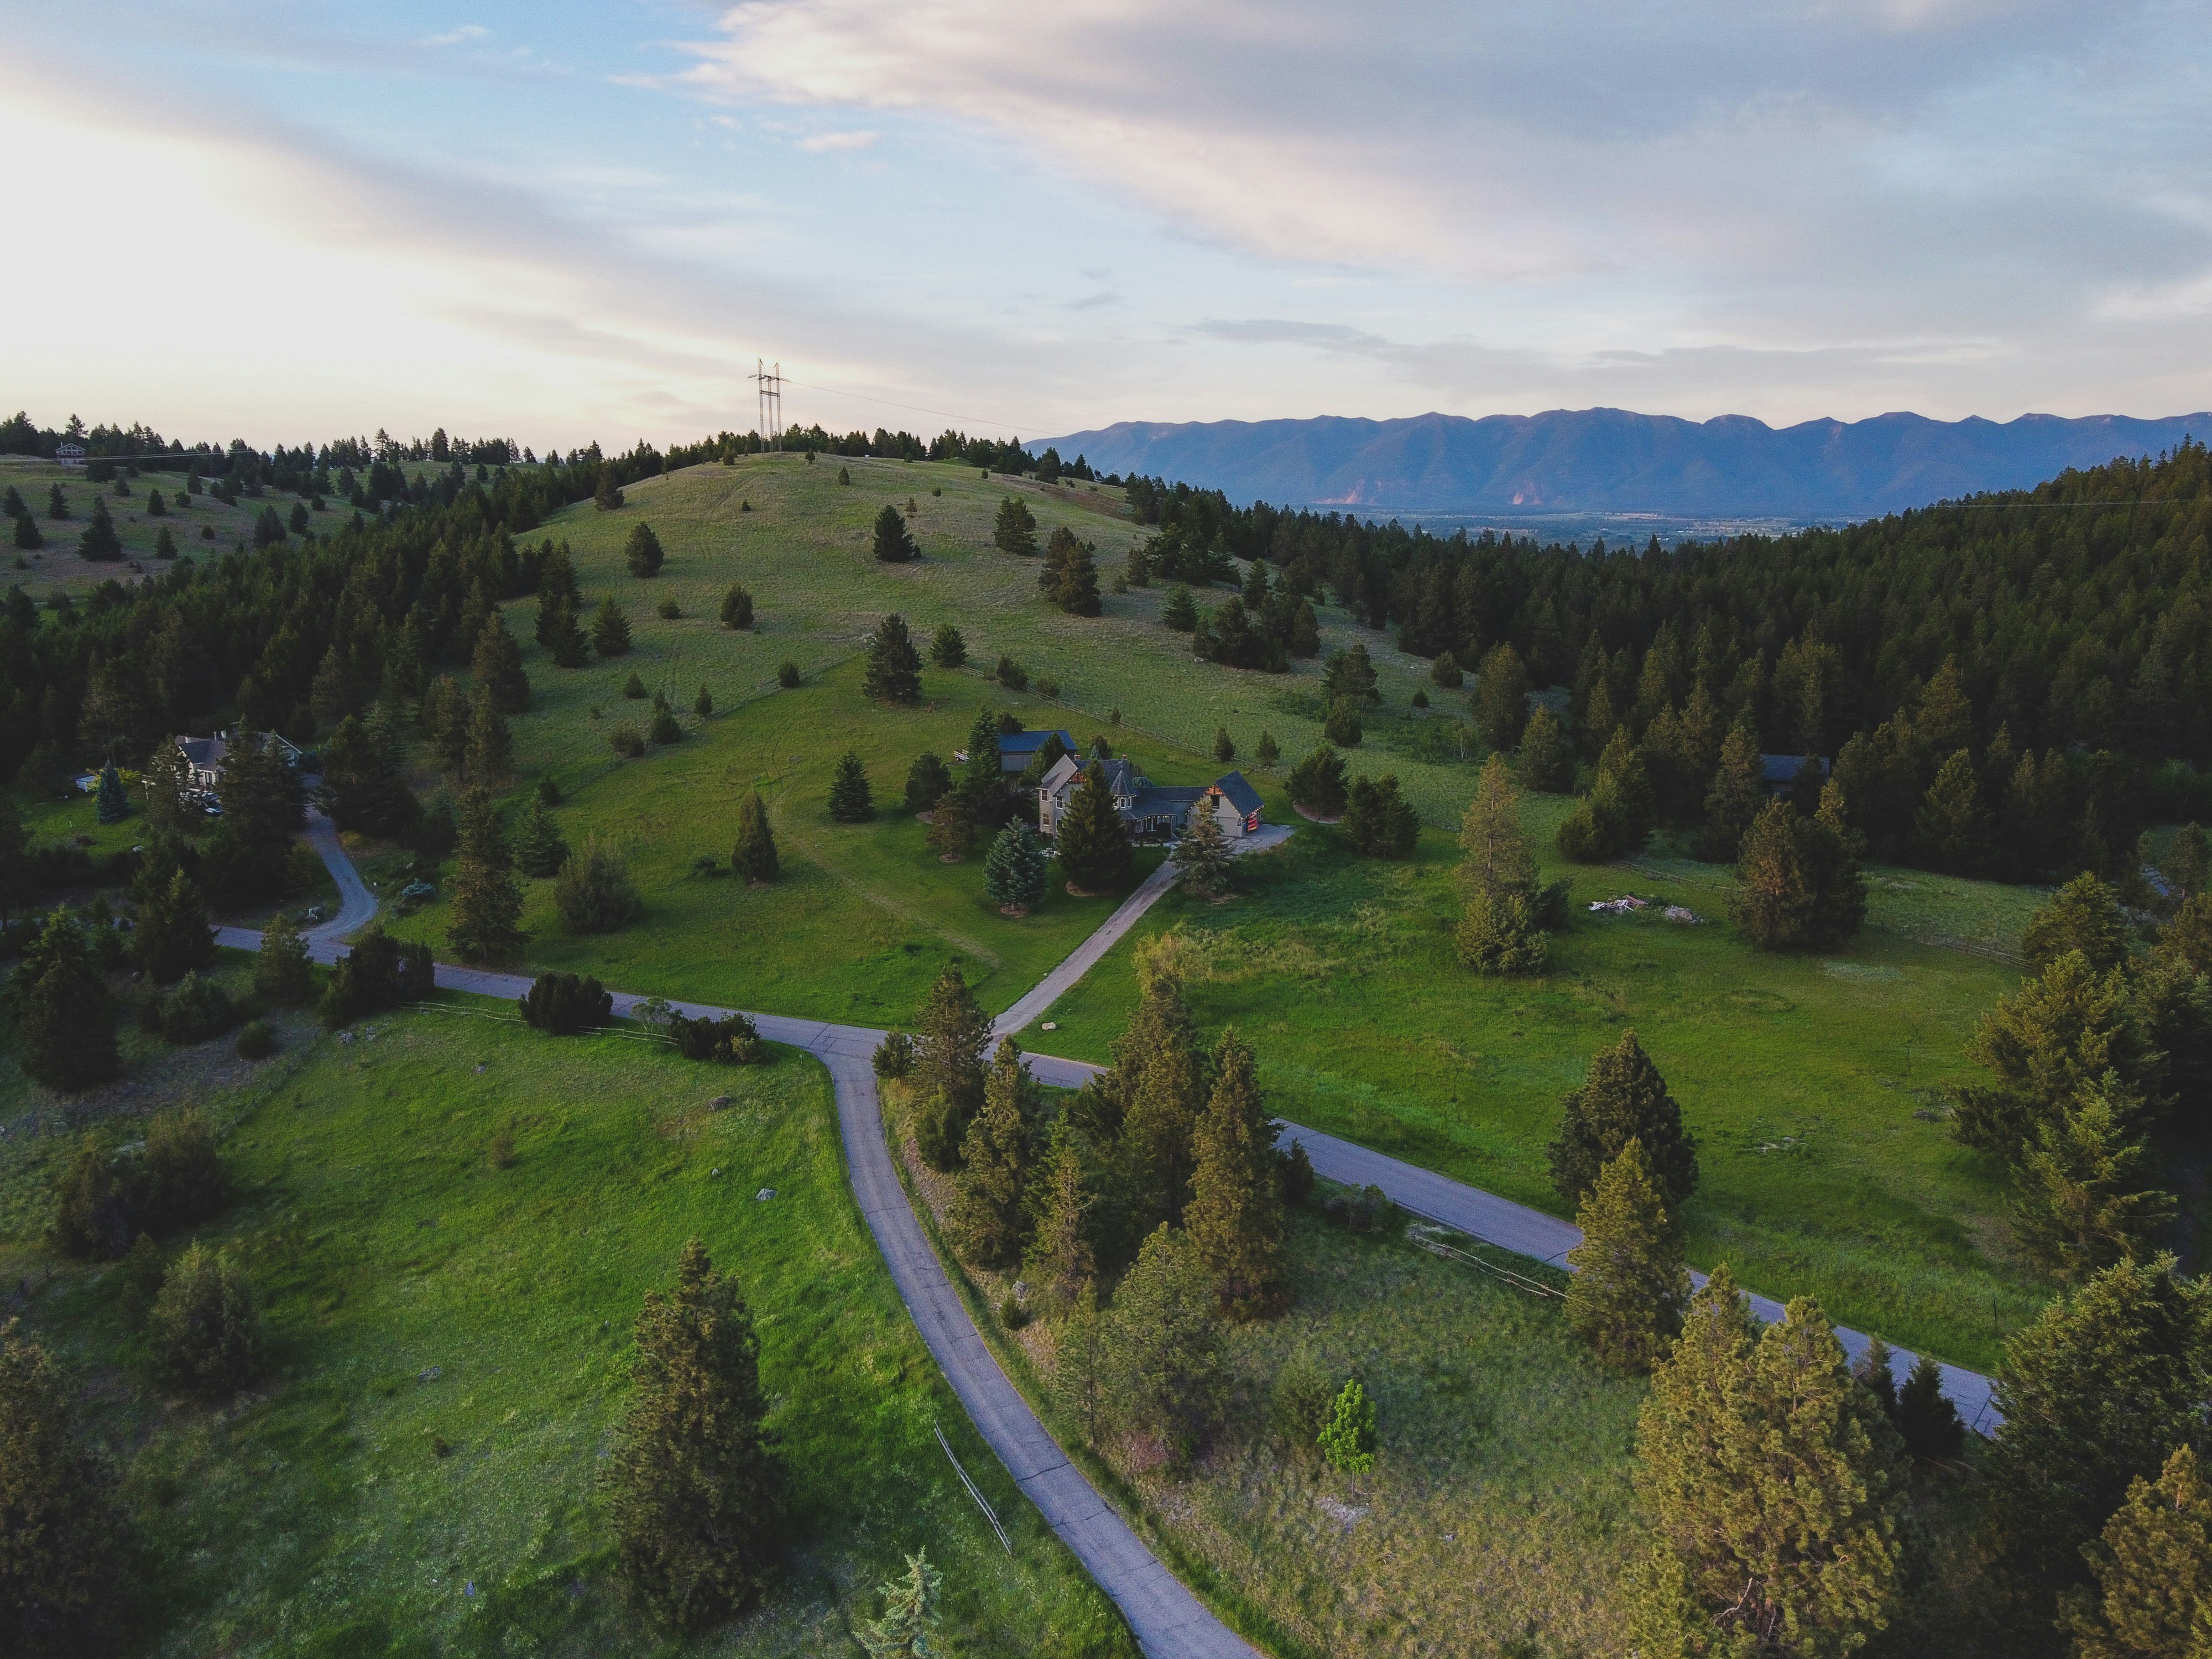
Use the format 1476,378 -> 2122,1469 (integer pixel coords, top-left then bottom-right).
421,24 -> 491,48
797,129 -> 879,152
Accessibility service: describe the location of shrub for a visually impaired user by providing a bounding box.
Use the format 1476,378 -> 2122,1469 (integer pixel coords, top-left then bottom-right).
1322,698 -> 1363,747
1322,1182 -> 1396,1232
656,598 -> 681,620
873,1030 -> 914,1078
555,838 -> 643,933
146,1241 -> 265,1400
234,1019 -> 276,1059
994,654 -> 1028,691
518,972 -> 613,1034
1035,673 -> 1060,698
776,660 -> 801,688
1318,1379 -> 1378,1473
155,972 -> 237,1044
667,1010 -> 764,1064
607,723 -> 646,758
623,672 -> 648,699
928,623 -> 966,669
319,926 -> 434,1027
138,1108 -> 230,1233
719,585 -> 754,628
649,706 -> 682,745
253,909 -> 314,1004
1287,744 -> 1350,817
1269,1348 -> 1335,1454
49,1144 -> 132,1260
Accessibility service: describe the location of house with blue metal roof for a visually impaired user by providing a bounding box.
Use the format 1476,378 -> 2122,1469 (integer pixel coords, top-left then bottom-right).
995,728 -> 1076,774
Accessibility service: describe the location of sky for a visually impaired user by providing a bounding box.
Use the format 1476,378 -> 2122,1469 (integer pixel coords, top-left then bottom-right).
3,0 -> 2210,452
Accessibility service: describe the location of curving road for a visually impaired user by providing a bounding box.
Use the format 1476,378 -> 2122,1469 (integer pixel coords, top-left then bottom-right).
225,814 -> 2004,1655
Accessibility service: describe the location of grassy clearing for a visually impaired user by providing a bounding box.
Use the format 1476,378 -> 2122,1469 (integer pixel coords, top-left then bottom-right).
0,1003 -> 1134,1658
0,457 -> 331,591
887,1067 -> 1645,1659
1019,825 -> 2044,1373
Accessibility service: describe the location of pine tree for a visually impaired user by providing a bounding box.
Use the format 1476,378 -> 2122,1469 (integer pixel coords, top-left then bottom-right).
1457,884 -> 1546,975
554,837 -> 642,933
77,498 -> 122,561
1286,743 -> 1349,817
1323,642 -> 1380,704
1322,697 -> 1363,747
926,793 -> 973,859
1025,1124 -> 1096,1307
1515,704 -> 1573,791
465,688 -> 513,781
2022,870 -> 2133,975
1548,1029 -> 1698,1208
541,596 -> 591,666
928,622 -> 965,668
1566,1139 -> 1691,1372
1953,950 -> 2135,1155
1631,1270 -> 1907,1658
146,1240 -> 265,1399
1987,1256 -> 2212,1626
1110,970 -> 1209,1235
1342,773 -> 1417,857
1459,753 -> 1537,895
1104,1224 -> 1225,1458
93,760 -> 128,825
1254,731 -> 1280,768
734,792 -> 779,885
591,593 -> 632,657
0,794 -> 29,927
904,752 -> 951,813
958,706 -> 1003,812
154,525 -> 176,559
517,795 -> 570,878
1474,643 -> 1531,749
718,584 -> 754,629
253,907 -> 314,1005
135,865 -> 216,983
0,1320 -> 126,1655
1915,747 -> 1994,874
1052,762 -> 1133,893
624,522 -> 665,576
1162,585 -> 1198,632
1853,1334 -> 1898,1418
991,495 -> 1036,557
827,750 -> 874,823
314,713 -> 419,837
1730,796 -> 1813,947
2165,823 -> 2209,897
593,466 -> 623,511
1699,721 -> 1767,860
145,484 -> 166,517
1892,1353 -> 1964,1462
12,910 -> 118,1093
1212,726 -> 1235,764
914,963 -> 993,1171
1430,648 -> 1463,688
1053,536 -> 1102,615
950,1039 -> 1042,1267
855,1549 -> 942,1659
694,685 -> 712,718
1185,1030 -> 1288,1319
983,820 -> 1049,912
12,509 -> 40,550
872,504 -> 918,562
2010,1077 -> 2174,1282
1172,804 -> 1233,899
600,1240 -> 785,1632
2155,890 -> 2212,978
861,612 -> 922,703
448,787 -> 524,962
471,612 -> 531,712
2060,1444 -> 2212,1659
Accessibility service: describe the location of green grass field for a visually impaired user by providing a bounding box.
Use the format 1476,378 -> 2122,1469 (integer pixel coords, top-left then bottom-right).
1016,825 -> 2042,1374
0,1004 -> 1134,1658
0,457 -> 331,591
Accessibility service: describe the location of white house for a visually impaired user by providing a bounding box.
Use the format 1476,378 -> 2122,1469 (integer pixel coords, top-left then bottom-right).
54,442 -> 86,468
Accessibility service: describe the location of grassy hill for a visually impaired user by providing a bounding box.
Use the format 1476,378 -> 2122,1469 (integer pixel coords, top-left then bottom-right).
0,456 -> 332,592
0,1002 -> 1134,1657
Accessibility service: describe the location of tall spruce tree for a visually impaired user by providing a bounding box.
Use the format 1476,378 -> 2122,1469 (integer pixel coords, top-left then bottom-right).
1566,1139 -> 1691,1373
1556,726 -> 1655,862
448,787 -> 524,963
135,865 -> 216,983
983,820 -> 1049,912
1915,748 -> 1994,874
950,1039 -> 1042,1267
516,794 -> 570,878
1952,950 -> 2136,1155
1172,804 -> 1233,899
957,707 -> 1004,813
861,613 -> 923,703
855,1550 -> 943,1659
2022,871 -> 2133,976
1025,1123 -> 1097,1307
253,907 -> 314,1005
990,495 -> 1037,557
1631,1270 -> 1908,1658
1548,1029 -> 1698,1208
1053,762 -> 1132,893
314,713 -> 419,837
1892,1353 -> 1964,1463
540,596 -> 591,667
465,688 -> 513,781
624,522 -> 665,577
1516,703 -> 1574,792
1110,967 -> 1209,1237
12,910 -> 118,1092
1987,1255 -> 2212,1635
871,504 -> 918,563
77,497 -> 122,560
1104,1224 -> 1226,1459
1699,721 -> 1767,861
2059,1444 -> 2212,1659
591,593 -> 632,657
904,753 -> 950,815
731,790 -> 778,883
2010,1077 -> 2175,1282
927,623 -> 965,669
93,761 -> 128,825
1286,743 -> 1349,817
914,963 -> 993,1171
1474,643 -> 1532,749
471,612 -> 531,712
827,750 -> 874,823
1455,753 -> 1548,974
1185,1030 -> 1288,1319
600,1240 -> 785,1632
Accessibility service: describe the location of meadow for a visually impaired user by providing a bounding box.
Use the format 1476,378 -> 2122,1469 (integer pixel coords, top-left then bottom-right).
0,456 -> 330,592
0,1002 -> 1135,1658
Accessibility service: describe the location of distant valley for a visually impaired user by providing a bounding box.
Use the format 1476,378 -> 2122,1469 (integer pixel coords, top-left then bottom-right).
1037,406 -> 2212,521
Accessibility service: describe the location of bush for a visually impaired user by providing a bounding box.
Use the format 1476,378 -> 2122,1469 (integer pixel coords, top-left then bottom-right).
518,972 -> 612,1034
1278,1139 -> 1316,1206
405,796 -> 458,857
1318,1379 -> 1378,1473
138,1109 -> 230,1233
623,672 -> 648,699
1269,1347 -> 1335,1453
873,1030 -> 914,1078
555,838 -> 644,933
146,1241 -> 265,1400
656,597 -> 681,620
776,660 -> 801,688
649,706 -> 682,745
319,926 -> 434,1027
234,1019 -> 276,1059
719,585 -> 754,628
155,972 -> 237,1044
49,1144 -> 133,1260
608,723 -> 646,758
994,654 -> 1028,691
1321,1182 -> 1397,1233
667,1009 -> 764,1064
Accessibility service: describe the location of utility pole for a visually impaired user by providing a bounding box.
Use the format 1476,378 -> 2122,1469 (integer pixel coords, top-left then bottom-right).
752,359 -> 784,451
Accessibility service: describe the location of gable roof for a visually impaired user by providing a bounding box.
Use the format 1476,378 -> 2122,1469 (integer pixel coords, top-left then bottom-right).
1212,770 -> 1263,815
997,728 -> 1075,758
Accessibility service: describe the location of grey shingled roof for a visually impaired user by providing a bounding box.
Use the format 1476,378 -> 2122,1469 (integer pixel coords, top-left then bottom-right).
1212,770 -> 1263,815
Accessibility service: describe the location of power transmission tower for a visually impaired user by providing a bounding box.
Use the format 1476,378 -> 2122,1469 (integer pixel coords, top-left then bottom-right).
752,359 -> 784,451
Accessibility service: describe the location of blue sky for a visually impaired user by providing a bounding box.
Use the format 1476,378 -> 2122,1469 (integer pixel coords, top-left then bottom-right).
4,0 -> 2209,451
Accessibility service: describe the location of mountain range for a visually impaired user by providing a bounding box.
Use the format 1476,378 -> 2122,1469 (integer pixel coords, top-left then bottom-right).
1035,408 -> 2212,521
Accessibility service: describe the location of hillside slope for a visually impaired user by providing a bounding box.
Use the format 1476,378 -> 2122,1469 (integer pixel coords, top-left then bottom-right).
1039,407 -> 2212,518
